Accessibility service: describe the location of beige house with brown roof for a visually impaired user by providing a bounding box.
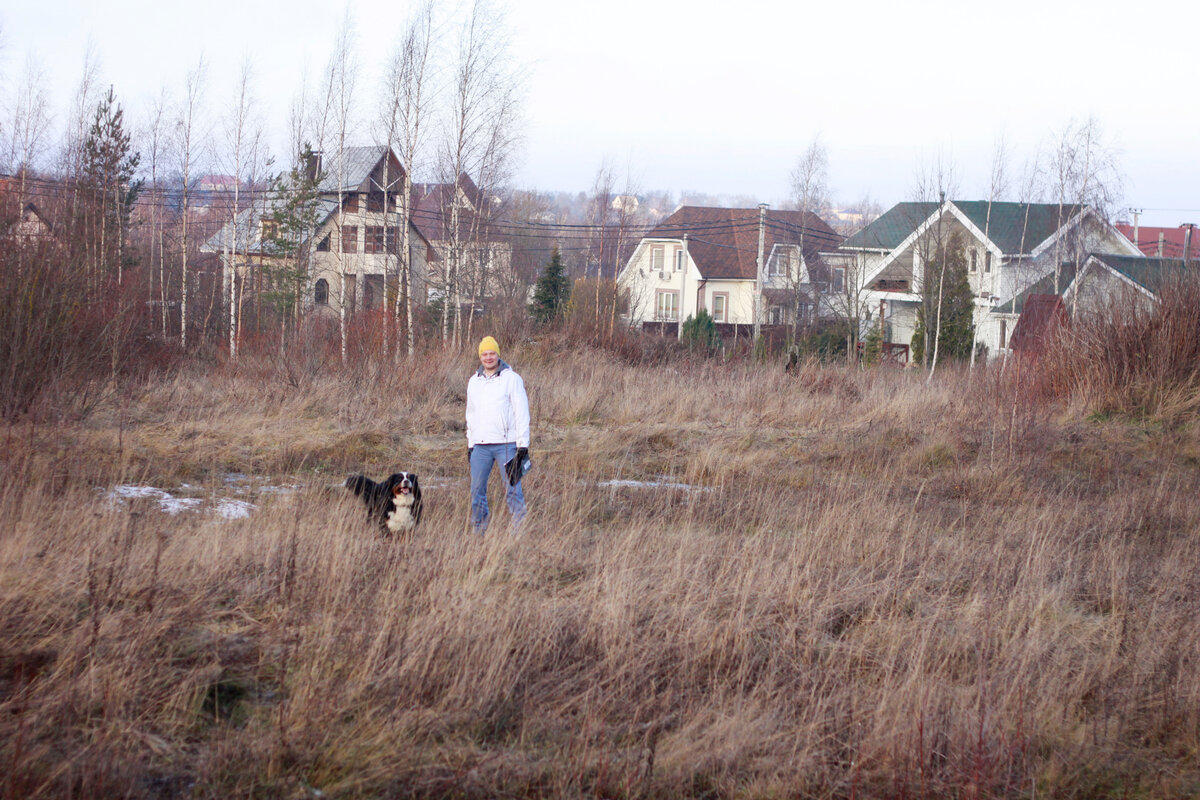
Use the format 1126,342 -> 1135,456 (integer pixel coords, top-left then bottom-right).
617,206 -> 842,329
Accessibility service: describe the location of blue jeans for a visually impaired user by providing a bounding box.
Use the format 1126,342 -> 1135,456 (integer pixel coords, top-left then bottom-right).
469,443 -> 526,534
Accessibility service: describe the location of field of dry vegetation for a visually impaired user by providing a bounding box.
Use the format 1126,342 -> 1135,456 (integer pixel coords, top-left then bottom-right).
3,327 -> 1200,798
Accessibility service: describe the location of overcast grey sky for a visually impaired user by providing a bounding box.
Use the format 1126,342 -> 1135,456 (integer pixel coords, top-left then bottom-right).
2,0 -> 1197,226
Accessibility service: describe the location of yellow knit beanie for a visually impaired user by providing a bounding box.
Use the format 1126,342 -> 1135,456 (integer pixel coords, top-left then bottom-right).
478,336 -> 500,357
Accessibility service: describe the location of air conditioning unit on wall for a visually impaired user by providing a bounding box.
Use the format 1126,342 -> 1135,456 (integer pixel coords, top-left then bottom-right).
659,271 -> 667,281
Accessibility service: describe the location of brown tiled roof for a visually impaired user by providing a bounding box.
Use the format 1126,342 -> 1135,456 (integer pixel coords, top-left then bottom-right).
646,206 -> 842,280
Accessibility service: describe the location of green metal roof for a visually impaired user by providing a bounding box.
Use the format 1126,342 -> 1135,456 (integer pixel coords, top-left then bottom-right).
1088,255 -> 1192,293
842,200 -> 1088,255
952,201 -> 1082,254
840,202 -> 938,250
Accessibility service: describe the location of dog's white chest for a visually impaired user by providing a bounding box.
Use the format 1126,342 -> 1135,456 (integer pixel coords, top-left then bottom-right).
387,497 -> 418,532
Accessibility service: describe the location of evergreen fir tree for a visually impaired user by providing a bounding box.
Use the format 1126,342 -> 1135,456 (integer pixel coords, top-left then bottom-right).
261,145 -> 325,326
911,230 -> 975,365
81,86 -> 142,282
681,308 -> 720,353
531,246 -> 570,323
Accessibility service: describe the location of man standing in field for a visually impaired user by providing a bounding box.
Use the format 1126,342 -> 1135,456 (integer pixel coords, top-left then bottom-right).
466,336 -> 530,534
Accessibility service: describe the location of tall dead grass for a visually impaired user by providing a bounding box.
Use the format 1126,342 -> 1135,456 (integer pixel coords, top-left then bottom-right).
2,344 -> 1199,798
1038,274 -> 1200,421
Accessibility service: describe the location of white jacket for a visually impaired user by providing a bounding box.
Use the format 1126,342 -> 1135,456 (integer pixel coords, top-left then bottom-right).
465,360 -> 530,448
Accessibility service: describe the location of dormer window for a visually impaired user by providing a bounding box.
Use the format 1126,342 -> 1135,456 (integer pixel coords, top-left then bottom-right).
769,249 -> 792,278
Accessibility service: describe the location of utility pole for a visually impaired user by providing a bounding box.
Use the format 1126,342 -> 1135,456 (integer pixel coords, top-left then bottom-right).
753,203 -> 767,344
678,234 -> 688,341
1130,208 -> 1143,251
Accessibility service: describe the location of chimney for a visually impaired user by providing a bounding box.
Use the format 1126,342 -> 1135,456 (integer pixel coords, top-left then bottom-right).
306,151 -> 323,182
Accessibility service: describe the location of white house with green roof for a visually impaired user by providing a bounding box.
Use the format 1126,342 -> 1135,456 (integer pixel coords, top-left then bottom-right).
828,200 -> 1140,361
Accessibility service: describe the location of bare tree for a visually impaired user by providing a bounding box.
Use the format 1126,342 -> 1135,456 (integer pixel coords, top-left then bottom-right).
59,46 -> 102,269
142,88 -> 171,337
909,151 -> 958,375
788,135 -> 830,341
437,0 -> 520,346
971,134 -> 1010,369
463,82 -> 519,345
221,59 -> 265,362
322,11 -> 359,364
5,53 -> 52,200
1047,116 -> 1124,301
174,56 -> 208,349
379,0 -> 436,359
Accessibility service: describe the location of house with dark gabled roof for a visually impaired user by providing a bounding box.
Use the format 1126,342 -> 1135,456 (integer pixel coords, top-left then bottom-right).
410,172 -> 513,311
991,254 -> 1195,354
617,205 -> 842,329
829,199 -> 1140,361
201,145 -> 432,319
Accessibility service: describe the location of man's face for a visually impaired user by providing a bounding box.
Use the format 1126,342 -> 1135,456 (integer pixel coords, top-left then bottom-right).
480,350 -> 499,371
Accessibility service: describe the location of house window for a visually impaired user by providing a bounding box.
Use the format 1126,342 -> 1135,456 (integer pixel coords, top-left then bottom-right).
314,278 -> 329,305
999,319 -> 1007,349
367,193 -> 385,213
342,194 -> 359,213
655,289 -> 679,321
364,226 -> 387,254
832,267 -> 845,294
316,234 -> 331,252
674,247 -> 684,271
650,245 -> 665,273
970,248 -> 978,273
770,250 -> 791,278
341,225 -> 358,253
711,292 -> 728,323
768,306 -> 784,325
363,274 -> 385,310
985,252 -> 992,273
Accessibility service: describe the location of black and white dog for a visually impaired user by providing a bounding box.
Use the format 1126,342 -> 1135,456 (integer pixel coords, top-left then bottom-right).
345,472 -> 422,535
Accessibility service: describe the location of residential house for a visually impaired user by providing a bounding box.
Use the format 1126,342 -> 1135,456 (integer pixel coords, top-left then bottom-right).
830,200 -> 1141,361
1115,222 -> 1198,259
3,201 -> 55,247
201,145 -> 432,318
411,173 -> 514,312
617,205 -> 842,330
992,254 -> 1193,355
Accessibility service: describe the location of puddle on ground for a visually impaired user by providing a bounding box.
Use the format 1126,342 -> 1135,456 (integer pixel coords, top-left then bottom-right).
598,478 -> 712,492
102,473 -> 462,520
102,475 -> 305,519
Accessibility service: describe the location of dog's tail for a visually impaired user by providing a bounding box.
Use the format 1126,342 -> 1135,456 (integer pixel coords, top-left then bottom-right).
345,474 -> 371,497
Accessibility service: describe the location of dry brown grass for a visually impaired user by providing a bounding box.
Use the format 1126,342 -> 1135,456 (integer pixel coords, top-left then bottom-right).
2,343 -> 1200,798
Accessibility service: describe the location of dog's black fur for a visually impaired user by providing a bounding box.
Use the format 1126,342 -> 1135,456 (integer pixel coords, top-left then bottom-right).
345,472 -> 422,534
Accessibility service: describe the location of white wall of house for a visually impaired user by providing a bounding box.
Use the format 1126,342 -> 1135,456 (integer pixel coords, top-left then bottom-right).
1070,263 -> 1154,316
619,239 -> 809,327
619,238 -> 694,324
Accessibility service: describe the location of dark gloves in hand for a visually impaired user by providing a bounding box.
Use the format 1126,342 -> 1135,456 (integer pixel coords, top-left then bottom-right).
506,447 -> 531,486
468,446 -> 473,463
